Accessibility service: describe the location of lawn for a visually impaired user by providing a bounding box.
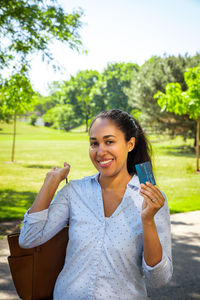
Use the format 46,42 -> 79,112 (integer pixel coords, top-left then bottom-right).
0,121 -> 199,221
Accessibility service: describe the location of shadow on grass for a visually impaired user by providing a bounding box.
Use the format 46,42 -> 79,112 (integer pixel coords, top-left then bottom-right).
0,189 -> 37,221
25,164 -> 53,169
161,145 -> 196,158
0,132 -> 13,135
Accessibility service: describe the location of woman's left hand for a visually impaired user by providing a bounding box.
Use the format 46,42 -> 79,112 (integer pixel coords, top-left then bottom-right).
139,182 -> 165,224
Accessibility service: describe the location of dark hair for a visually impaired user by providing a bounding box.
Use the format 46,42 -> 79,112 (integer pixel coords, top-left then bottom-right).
89,109 -> 152,175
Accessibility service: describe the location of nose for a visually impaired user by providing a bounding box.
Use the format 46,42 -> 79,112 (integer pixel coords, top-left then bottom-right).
96,143 -> 107,156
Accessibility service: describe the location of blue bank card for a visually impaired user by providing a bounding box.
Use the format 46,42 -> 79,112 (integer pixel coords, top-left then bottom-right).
135,161 -> 156,185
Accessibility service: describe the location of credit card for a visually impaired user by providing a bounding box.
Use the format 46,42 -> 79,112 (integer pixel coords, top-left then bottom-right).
135,161 -> 156,185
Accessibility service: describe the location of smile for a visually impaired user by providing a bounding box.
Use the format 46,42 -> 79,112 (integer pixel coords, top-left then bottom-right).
98,159 -> 113,167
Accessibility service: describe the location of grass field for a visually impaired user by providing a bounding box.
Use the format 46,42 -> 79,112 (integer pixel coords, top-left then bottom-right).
0,121 -> 200,221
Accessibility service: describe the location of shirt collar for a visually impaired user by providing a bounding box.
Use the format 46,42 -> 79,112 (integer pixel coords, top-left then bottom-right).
91,173 -> 140,189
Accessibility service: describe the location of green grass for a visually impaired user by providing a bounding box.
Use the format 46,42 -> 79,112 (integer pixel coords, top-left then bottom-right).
0,121 -> 199,221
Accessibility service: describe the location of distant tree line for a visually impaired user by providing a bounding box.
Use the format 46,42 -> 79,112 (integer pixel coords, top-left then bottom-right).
33,54 -> 200,143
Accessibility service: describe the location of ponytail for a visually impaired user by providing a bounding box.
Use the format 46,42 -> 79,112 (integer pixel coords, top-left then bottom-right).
127,119 -> 152,175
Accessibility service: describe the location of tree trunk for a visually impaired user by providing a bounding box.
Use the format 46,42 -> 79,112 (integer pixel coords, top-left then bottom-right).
85,104 -> 90,133
85,114 -> 88,132
11,112 -> 17,162
196,119 -> 200,172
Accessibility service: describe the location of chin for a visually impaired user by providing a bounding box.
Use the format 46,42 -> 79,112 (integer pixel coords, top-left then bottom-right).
98,168 -> 120,178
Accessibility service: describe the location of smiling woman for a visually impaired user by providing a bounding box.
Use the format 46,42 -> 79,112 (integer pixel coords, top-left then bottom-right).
19,109 -> 173,299
89,118 -> 135,178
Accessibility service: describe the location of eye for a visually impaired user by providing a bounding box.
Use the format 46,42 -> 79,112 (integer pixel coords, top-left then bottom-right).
106,140 -> 114,145
90,141 -> 98,146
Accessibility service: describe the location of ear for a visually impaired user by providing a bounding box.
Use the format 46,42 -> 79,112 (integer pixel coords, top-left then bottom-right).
128,137 -> 135,152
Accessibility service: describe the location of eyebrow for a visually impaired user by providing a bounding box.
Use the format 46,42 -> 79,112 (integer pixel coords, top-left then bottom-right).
90,135 -> 116,140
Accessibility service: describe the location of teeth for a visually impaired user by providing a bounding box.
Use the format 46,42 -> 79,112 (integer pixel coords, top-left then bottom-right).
99,160 -> 112,165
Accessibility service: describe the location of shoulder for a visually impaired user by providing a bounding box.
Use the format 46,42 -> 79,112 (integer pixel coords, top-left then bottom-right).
69,173 -> 98,186
59,174 -> 98,194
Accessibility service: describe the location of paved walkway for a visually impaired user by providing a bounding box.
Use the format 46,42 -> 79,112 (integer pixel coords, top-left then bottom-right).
0,211 -> 200,300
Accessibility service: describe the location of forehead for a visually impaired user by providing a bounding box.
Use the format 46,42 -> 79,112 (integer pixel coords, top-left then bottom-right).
89,118 -> 124,137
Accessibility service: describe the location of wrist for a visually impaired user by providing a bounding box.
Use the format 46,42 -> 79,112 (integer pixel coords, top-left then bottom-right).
142,217 -> 155,227
45,172 -> 61,186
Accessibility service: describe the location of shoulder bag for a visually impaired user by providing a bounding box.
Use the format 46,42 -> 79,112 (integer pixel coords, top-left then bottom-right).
7,226 -> 69,300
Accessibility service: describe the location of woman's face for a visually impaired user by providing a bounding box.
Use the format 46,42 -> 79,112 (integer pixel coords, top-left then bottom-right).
89,118 -> 135,178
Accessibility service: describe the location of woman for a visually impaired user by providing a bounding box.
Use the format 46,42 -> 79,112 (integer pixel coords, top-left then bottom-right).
19,109 -> 173,299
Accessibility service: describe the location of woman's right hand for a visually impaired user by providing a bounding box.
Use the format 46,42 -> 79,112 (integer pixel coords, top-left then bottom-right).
46,162 -> 71,184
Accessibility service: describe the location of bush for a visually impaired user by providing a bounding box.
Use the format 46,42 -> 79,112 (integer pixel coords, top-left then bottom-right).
29,114 -> 37,126
42,105 -> 81,131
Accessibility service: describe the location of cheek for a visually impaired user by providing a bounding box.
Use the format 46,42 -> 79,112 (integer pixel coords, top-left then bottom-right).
89,147 -> 96,160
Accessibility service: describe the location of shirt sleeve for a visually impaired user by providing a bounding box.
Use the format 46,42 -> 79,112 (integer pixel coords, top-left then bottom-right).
142,192 -> 173,288
19,183 -> 70,248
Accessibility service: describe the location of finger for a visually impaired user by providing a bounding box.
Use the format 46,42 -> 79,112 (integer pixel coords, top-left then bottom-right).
141,182 -> 160,195
140,182 -> 165,204
140,184 -> 160,199
145,182 -> 164,198
140,190 -> 162,208
140,191 -> 159,208
64,162 -> 70,168
140,187 -> 164,206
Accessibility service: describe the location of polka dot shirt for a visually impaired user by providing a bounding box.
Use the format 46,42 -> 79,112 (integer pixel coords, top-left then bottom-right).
19,174 -> 173,300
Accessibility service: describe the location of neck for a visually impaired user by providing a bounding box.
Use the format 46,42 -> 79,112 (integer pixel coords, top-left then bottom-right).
98,170 -> 132,191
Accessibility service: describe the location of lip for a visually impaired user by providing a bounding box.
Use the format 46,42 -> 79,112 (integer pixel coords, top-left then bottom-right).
98,159 -> 114,168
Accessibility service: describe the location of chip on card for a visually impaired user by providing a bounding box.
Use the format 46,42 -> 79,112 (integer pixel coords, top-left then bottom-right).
135,161 -> 156,185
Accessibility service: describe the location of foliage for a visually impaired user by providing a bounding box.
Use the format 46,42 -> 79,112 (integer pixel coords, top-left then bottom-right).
47,62 -> 139,132
34,94 -> 60,116
29,114 -> 37,126
154,65 -> 200,171
0,71 -> 35,118
127,54 -> 200,140
0,71 -> 35,161
42,104 -> 81,131
63,70 -> 100,131
155,65 -> 200,121
91,62 -> 139,114
0,0 -> 83,71
184,65 -> 200,119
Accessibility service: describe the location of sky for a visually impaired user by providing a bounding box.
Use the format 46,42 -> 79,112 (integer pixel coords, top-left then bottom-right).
29,0 -> 200,95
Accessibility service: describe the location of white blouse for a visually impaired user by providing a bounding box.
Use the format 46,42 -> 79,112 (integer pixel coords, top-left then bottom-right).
19,173 -> 173,300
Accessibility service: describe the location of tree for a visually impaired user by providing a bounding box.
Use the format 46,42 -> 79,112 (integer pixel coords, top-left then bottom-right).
154,65 -> 200,172
91,62 -> 139,114
0,0 -> 83,71
34,94 -> 60,116
0,72 -> 35,161
42,104 -> 81,131
127,54 -> 200,138
63,70 -> 99,132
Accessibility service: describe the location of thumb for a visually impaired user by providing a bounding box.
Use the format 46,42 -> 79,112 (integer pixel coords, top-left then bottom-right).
64,162 -> 70,168
142,198 -> 148,210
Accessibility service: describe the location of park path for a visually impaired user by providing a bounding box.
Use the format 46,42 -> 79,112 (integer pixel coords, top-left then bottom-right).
0,211 -> 200,300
